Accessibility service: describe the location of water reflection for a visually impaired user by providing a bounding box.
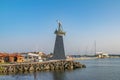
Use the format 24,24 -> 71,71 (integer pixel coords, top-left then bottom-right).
33,72 -> 37,80
0,69 -> 81,80
52,71 -> 65,80
11,72 -> 33,80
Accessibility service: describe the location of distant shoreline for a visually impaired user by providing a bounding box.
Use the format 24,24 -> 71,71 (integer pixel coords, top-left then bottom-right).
67,56 -> 120,61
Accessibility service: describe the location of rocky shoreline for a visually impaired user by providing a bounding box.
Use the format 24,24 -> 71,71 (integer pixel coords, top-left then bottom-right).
0,60 -> 86,74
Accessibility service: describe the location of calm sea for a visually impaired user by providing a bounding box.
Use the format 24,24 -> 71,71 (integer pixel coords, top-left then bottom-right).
0,58 -> 120,80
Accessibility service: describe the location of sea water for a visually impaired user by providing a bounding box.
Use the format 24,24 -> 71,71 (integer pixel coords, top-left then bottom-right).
0,58 -> 120,80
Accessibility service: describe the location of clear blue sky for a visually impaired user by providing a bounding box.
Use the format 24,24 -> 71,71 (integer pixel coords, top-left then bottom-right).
0,0 -> 120,54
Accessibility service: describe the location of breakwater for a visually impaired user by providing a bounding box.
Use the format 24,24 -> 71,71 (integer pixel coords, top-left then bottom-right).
0,60 -> 86,73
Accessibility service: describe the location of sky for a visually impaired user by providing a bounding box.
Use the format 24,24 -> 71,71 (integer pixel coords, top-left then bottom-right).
0,0 -> 120,54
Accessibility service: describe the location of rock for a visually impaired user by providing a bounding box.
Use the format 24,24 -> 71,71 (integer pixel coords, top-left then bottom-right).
29,66 -> 34,71
0,60 -> 86,74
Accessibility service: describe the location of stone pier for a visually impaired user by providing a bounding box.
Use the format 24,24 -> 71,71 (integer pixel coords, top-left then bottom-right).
0,60 -> 86,74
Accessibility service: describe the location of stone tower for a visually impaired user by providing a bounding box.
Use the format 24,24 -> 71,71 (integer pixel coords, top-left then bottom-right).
53,21 -> 66,60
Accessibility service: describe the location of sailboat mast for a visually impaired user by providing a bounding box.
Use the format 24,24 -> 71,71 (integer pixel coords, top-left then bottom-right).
94,40 -> 96,56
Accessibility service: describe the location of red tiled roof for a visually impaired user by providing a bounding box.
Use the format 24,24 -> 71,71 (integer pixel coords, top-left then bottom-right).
0,53 -> 23,57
